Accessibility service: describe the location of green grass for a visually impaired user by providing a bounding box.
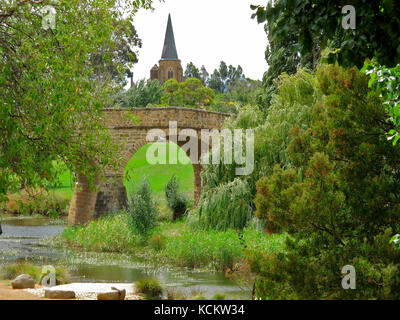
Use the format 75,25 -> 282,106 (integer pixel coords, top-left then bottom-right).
0,262 -> 70,285
48,161 -> 75,199
60,213 -> 136,253
59,213 -> 287,272
124,143 -> 194,201
48,143 -> 194,203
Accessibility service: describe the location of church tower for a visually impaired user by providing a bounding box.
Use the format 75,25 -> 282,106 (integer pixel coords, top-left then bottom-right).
150,14 -> 184,84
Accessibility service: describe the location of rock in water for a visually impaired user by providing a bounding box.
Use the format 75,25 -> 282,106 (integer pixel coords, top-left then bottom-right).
11,274 -> 35,289
97,287 -> 126,300
45,289 -> 76,299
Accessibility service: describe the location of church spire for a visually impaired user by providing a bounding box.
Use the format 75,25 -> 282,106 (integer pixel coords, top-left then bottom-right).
161,14 -> 179,60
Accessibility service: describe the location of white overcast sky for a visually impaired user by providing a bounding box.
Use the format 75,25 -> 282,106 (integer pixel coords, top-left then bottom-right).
131,0 -> 268,82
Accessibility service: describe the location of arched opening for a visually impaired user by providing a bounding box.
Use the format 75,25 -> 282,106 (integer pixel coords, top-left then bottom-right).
123,142 -> 194,206
167,69 -> 174,79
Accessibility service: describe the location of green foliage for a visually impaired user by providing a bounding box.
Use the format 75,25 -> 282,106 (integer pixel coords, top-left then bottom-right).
365,62 -> 400,144
208,78 -> 263,113
255,166 -> 299,234
4,190 -> 69,217
252,64 -> 400,299
164,228 -> 243,270
211,293 -> 226,300
0,262 -> 70,285
184,62 -> 201,80
61,213 -> 135,252
60,213 -> 286,271
0,0 -> 154,201
149,234 -> 165,251
251,0 -> 400,68
259,6 -> 303,111
166,288 -> 206,300
198,178 -> 253,231
127,178 -> 158,240
227,78 -> 263,107
207,61 -> 245,93
209,94 -> 238,114
390,234 -> 400,250
114,80 -> 163,108
165,175 -> 187,221
201,68 -> 317,211
90,20 -> 142,87
136,278 -> 164,299
161,78 -> 214,107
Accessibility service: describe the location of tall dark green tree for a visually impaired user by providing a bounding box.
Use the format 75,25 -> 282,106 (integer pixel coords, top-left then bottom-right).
207,61 -> 244,93
90,21 -> 142,87
200,65 -> 209,85
184,62 -> 201,80
251,0 -> 400,68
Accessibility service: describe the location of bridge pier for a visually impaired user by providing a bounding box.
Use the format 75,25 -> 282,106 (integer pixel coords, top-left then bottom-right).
68,175 -> 127,225
67,175 -> 98,225
93,175 -> 127,219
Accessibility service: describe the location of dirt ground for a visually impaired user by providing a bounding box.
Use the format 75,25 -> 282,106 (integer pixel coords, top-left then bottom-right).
0,281 -> 47,300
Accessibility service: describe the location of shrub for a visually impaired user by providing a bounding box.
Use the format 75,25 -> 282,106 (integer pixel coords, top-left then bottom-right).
126,178 -> 158,240
251,64 -> 400,299
164,228 -> 244,270
161,78 -> 215,107
60,213 -> 135,252
198,178 -> 253,231
165,175 -> 187,221
5,190 -> 69,217
212,293 -> 226,300
136,278 -> 164,299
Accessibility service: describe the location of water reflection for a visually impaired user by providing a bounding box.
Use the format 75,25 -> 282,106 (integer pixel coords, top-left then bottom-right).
0,217 -> 250,299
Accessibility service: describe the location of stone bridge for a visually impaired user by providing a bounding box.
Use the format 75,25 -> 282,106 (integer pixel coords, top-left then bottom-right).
68,107 -> 230,225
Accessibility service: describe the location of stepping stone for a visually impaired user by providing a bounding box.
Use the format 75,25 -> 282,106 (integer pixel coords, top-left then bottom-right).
12,274 -> 35,289
97,287 -> 126,300
45,289 -> 75,299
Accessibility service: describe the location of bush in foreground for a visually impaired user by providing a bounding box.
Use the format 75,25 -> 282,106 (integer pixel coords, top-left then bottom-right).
127,178 -> 158,240
252,64 -> 400,299
136,278 -> 164,300
165,175 -> 188,221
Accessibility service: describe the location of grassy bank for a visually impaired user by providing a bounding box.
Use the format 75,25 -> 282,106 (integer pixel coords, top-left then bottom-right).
58,212 -> 286,272
0,262 -> 70,285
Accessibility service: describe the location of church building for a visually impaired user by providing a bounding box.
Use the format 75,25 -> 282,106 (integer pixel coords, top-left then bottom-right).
150,14 -> 184,84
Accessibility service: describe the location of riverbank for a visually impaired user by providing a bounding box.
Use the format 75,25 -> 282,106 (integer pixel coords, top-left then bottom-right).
0,216 -> 254,299
57,213 -> 286,272
0,281 -> 47,300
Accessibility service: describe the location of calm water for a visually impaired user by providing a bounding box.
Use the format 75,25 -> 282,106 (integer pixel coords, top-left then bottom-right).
0,217 -> 250,299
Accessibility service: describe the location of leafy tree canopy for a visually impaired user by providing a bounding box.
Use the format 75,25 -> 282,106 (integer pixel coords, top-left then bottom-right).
184,62 -> 201,81
207,61 -> 245,93
0,0 -> 156,200
251,0 -> 400,69
114,79 -> 163,108
161,78 -> 214,107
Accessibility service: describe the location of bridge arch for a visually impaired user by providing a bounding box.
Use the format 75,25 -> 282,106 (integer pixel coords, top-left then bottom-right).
68,107 -> 230,225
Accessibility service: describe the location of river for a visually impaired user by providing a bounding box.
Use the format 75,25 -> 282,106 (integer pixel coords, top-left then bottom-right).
0,216 -> 250,299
